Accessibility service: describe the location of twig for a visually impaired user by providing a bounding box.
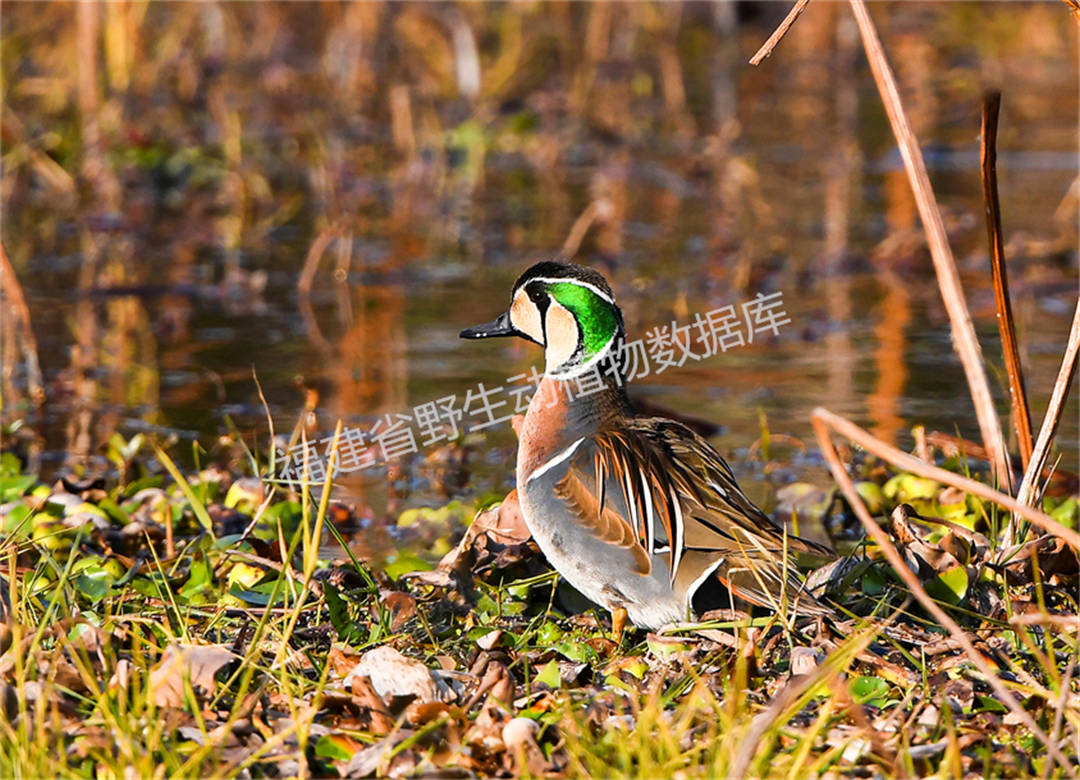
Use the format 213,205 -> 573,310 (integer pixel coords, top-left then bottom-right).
1016,300 -> 1080,513
849,0 -> 1010,487
749,0 -> 813,66
981,91 -> 1033,471
811,408 -> 1077,778
811,407 -> 1080,552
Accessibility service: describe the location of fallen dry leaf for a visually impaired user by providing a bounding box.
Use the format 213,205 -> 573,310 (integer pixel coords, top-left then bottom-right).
343,734 -> 397,778
344,646 -> 438,709
349,673 -> 395,733
1002,534 -> 1079,583
379,590 -> 417,631
406,489 -> 541,595
149,644 -> 235,708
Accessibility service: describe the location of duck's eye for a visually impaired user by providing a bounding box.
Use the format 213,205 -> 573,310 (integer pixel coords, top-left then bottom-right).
528,287 -> 547,305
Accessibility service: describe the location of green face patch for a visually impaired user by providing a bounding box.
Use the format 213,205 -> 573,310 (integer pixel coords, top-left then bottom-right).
547,282 -> 618,358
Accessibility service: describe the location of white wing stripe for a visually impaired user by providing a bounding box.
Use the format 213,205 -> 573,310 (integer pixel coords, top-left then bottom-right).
621,465 -> 637,537
640,470 -> 657,553
669,487 -> 685,584
525,438 -> 586,484
686,557 -> 726,605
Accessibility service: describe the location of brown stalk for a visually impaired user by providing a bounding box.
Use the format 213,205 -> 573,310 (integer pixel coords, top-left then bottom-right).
848,0 -> 1010,487
811,407 -> 1080,552
749,0 -> 813,66
810,408 -> 1077,777
1016,300 -> 1080,512
981,91 -> 1034,470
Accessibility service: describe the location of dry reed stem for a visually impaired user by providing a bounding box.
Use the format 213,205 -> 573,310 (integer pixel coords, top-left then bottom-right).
1016,300 -> 1080,512
849,0 -> 1010,487
561,202 -> 600,259
981,91 -> 1034,470
561,198 -> 615,259
811,407 -> 1077,777
749,0 -> 813,66
811,407 -> 1080,552
0,244 -> 45,406
298,223 -> 342,294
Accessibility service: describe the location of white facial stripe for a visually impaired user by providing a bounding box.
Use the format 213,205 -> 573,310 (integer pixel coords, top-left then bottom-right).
509,288 -> 544,344
546,335 -> 615,380
528,276 -> 613,304
525,437 -> 586,484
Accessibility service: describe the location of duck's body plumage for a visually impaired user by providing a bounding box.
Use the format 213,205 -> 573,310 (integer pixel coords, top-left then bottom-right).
462,260 -> 831,630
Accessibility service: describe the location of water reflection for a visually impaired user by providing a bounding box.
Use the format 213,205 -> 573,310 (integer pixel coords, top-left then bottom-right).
2,2 -> 1076,518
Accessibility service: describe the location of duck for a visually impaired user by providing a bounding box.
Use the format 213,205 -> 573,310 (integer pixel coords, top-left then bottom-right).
460,260 -> 831,635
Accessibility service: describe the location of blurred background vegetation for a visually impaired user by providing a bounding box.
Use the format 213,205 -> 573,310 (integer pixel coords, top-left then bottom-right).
1,1 -> 1076,516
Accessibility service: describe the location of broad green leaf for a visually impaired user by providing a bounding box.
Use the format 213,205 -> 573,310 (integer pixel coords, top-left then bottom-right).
535,659 -> 561,689
926,565 -> 968,604
154,443 -> 215,537
861,567 -> 887,596
314,734 -> 354,762
883,474 -> 939,502
646,635 -> 693,657
849,675 -> 890,707
96,497 -> 130,525
974,694 -> 1008,713
178,556 -> 213,604
0,452 -> 22,478
468,626 -> 499,643
2,503 -> 32,537
122,475 -> 164,498
1,474 -> 36,502
131,574 -> 169,600
383,554 -> 433,581
854,481 -> 885,515
1048,497 -> 1078,529
555,639 -> 598,664
229,578 -> 300,607
535,621 -> 563,645
226,562 -> 265,590
224,480 -> 262,514
325,583 -> 363,643
74,566 -> 112,602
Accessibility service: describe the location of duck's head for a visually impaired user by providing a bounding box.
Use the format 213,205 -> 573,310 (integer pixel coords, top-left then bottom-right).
460,260 -> 625,378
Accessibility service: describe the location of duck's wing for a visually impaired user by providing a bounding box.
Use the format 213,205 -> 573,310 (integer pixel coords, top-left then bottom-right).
580,418 -> 832,613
